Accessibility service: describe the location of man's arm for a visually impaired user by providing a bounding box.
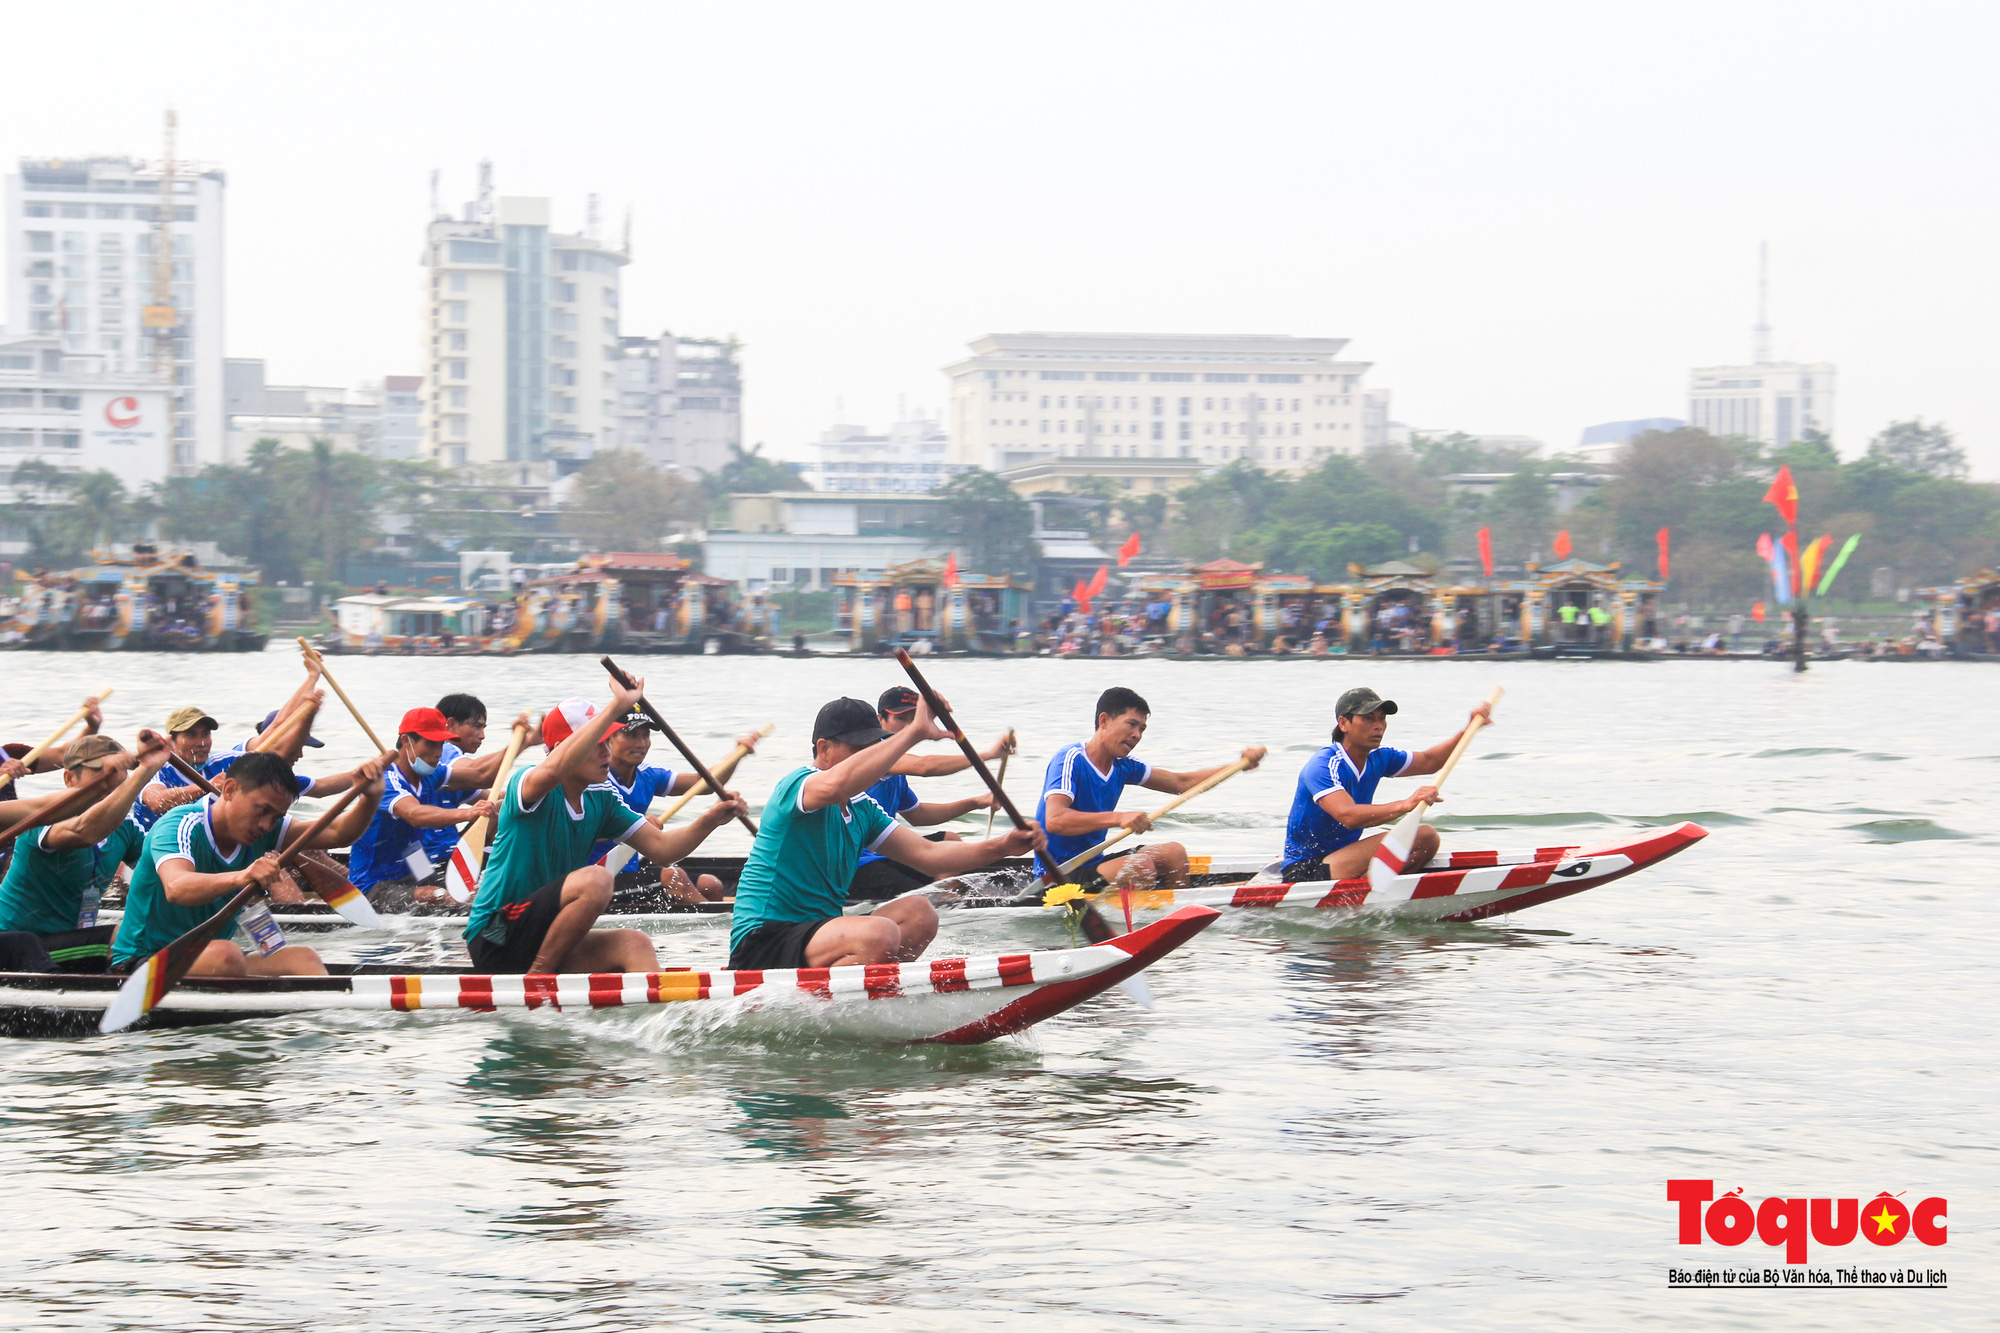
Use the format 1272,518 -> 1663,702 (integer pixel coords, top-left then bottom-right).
142,779 -> 205,815
800,710 -> 942,812
388,792 -> 499,830
158,851 -> 283,907
440,713 -> 540,790
902,795 -> 992,827
297,755 -> 391,850
889,731 -> 1013,779
875,821 -> 1041,877
1315,784 -> 1440,832
43,732 -> 170,851
624,792 -> 749,864
1137,744 -> 1267,795
7,694 -> 108,779
1399,700 -> 1495,778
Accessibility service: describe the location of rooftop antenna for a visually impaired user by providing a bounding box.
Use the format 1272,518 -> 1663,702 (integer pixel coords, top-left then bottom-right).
429,168 -> 440,220
1752,241 -> 1772,365
143,109 -> 179,382
586,193 -> 600,239
622,204 -> 632,257
476,159 -> 494,225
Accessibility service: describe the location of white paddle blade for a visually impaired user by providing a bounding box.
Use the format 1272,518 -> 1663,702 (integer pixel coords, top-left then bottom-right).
1117,972 -> 1155,1009
316,882 -> 381,928
1369,806 -> 1426,891
603,842 -> 638,875
100,950 -> 166,1034
443,841 -> 478,905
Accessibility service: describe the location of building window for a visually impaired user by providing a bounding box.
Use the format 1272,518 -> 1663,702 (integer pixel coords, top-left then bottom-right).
1151,421 -> 1163,441
448,331 -> 467,351
27,232 -> 53,252
554,281 -> 577,302
1178,421 -> 1190,441
448,360 -> 467,380
446,302 -> 467,322
449,272 -> 468,292
449,388 -> 467,408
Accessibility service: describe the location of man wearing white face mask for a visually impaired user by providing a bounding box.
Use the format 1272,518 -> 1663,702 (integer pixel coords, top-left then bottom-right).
345,706 -> 518,906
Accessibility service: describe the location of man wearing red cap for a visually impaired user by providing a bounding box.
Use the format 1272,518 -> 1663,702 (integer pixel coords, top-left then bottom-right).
344,705 -> 534,904
462,672 -> 748,974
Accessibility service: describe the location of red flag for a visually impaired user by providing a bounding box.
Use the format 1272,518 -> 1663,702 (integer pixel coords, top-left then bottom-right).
1086,564 -> 1108,597
1476,526 -> 1493,578
1763,465 -> 1798,527
942,550 -> 959,589
1756,532 -> 1773,562
1781,530 -> 1800,595
1656,527 -> 1670,581
1752,601 -> 1766,623
1552,530 -> 1572,559
1071,578 -> 1088,604
1117,531 -> 1142,567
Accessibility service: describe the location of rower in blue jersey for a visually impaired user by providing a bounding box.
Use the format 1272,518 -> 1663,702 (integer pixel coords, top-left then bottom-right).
419,694 -> 491,867
1279,686 -> 1495,881
1035,686 -> 1264,894
847,686 -> 1004,902
588,708 -> 763,903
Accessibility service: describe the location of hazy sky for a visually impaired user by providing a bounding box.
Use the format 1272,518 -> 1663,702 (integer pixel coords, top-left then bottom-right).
6,1 -> 1996,476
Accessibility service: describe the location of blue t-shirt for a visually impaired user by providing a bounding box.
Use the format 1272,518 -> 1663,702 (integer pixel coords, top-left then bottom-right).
587,763 -> 679,861
347,763 -> 452,890
855,773 -> 917,867
421,742 -> 473,860
1283,743 -> 1414,865
1035,742 -> 1151,877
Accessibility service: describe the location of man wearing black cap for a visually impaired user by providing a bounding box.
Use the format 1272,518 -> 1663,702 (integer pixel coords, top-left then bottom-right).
845,687 -> 1011,902
592,707 -> 762,903
727,694 -> 1043,971
1279,687 -> 1495,882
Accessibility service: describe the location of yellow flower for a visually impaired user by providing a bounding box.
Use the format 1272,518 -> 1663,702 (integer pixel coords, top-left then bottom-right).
1042,884 -> 1087,909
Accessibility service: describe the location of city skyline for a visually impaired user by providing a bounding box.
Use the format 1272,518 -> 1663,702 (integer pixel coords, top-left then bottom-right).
2,2 -> 1994,478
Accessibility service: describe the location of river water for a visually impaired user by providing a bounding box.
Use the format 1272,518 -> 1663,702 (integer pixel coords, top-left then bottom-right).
0,649 -> 1990,1330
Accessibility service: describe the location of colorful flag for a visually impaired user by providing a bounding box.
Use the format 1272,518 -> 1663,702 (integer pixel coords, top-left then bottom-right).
1752,601 -> 1766,623
1117,531 -> 1142,566
1816,534 -> 1862,597
1769,536 -> 1792,606
1552,530 -> 1572,559
1757,532 -> 1774,562
1799,534 -> 1831,594
1656,527 -> 1670,581
1763,465 -> 1799,526
1477,526 -> 1493,578
1086,564 -> 1108,597
942,550 -> 959,589
1781,530 -> 1800,596
1071,578 -> 1088,604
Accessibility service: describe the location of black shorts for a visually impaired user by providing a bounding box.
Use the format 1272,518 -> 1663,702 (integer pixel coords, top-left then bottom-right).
728,917 -> 840,971
467,879 -> 567,973
1279,858 -> 1334,883
41,925 -> 118,973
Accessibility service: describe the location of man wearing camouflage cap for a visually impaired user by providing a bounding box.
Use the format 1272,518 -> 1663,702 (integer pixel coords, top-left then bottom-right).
1279,687 -> 1495,882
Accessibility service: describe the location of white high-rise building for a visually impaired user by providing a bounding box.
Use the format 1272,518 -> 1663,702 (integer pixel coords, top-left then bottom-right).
944,333 -> 1385,476
796,418 -> 966,493
5,154 -> 226,475
616,333 -> 742,477
1687,363 -> 1835,448
420,184 -> 627,476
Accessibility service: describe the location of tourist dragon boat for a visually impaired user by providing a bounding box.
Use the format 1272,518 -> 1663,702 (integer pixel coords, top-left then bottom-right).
103,823 -> 1706,933
0,905 -> 1216,1041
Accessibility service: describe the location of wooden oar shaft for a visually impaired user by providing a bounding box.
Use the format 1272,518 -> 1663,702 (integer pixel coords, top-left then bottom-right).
165,751 -> 220,796
892,650 -> 1059,883
20,687 -> 114,767
600,657 -> 758,837
984,739 -> 1013,838
461,721 -> 529,872
1425,686 -> 1505,800
1057,754 -> 1251,877
298,638 -> 389,751
250,696 -> 319,755
658,722 -> 774,821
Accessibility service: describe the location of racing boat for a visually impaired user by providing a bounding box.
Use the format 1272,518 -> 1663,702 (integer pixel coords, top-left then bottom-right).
96,823 -> 1706,932
0,905 -> 1216,1042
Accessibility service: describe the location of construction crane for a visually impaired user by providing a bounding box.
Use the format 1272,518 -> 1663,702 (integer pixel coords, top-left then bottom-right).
142,110 -> 178,381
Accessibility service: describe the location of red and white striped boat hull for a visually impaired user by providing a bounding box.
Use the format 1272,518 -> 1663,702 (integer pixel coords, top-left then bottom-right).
1034,823 -> 1708,924
0,906 -> 1218,1043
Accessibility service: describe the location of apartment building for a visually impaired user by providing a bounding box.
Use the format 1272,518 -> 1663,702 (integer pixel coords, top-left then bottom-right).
0,333 -> 172,495
4,155 -> 227,474
944,333 -> 1388,476
616,333 -> 742,477
420,191 -> 626,473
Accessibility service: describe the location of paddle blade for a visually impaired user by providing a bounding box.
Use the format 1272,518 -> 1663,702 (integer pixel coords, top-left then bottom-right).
100,948 -> 170,1034
315,880 -> 381,928
1118,971 -> 1155,1009
1369,806 -> 1426,891
443,841 -> 478,904
602,842 -> 638,875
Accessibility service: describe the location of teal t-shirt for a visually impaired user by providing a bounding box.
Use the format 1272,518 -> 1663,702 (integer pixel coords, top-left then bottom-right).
0,814 -> 146,934
464,766 -> 644,945
730,766 -> 895,953
111,799 -> 293,965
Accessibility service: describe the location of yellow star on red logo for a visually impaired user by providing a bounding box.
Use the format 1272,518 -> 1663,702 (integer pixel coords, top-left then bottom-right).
1869,1205 -> 1901,1236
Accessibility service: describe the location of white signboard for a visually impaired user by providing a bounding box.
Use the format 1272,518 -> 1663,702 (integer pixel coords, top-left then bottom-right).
80,390 -> 170,490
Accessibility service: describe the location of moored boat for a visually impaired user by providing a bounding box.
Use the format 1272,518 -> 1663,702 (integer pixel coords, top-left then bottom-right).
0,905 -> 1217,1042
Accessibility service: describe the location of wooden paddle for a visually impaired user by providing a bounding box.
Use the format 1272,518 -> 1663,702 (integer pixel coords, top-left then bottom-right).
297,637 -> 389,751
657,722 -> 775,822
162,752 -> 380,928
98,781 -> 373,1034
983,731 -> 1015,838
1054,754 -> 1253,878
442,719 -> 530,904
600,657 -> 758,837
1367,687 -> 1504,890
19,688 -> 115,768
